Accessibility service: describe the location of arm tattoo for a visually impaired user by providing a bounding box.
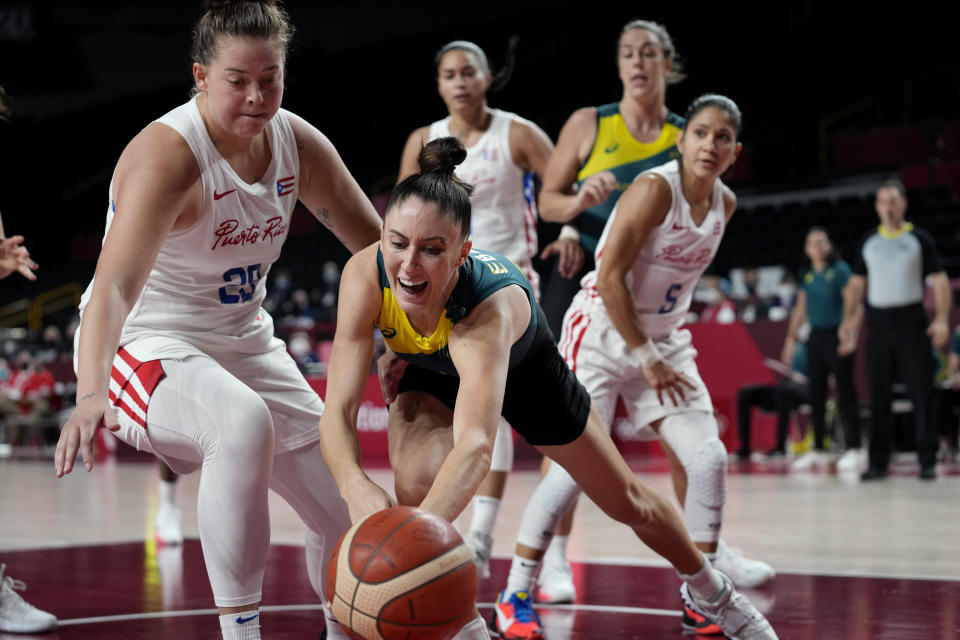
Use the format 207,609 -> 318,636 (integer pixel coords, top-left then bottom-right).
316,207 -> 349,245
316,207 -> 334,229
79,392 -> 97,402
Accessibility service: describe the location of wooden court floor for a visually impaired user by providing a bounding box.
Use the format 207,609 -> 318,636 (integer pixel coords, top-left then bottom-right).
2,455 -> 959,638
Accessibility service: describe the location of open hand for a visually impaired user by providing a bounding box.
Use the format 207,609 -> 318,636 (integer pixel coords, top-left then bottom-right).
54,392 -> 119,477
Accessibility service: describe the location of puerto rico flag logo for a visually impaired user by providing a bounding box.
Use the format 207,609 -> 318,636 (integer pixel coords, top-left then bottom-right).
277,175 -> 296,197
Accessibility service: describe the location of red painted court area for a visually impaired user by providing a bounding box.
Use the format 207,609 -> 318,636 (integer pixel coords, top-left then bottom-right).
3,541 -> 957,639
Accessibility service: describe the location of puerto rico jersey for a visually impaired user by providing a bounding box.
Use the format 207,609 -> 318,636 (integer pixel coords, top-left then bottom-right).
77,95 -> 300,361
375,246 -> 537,376
580,159 -> 728,339
428,109 -> 539,292
575,104 -> 684,253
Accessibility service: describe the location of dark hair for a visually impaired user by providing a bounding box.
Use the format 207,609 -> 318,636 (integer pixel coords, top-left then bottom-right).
805,226 -> 839,265
434,37 -> 518,93
192,0 -> 294,67
386,137 -> 474,239
619,19 -> 685,85
683,93 -> 742,136
878,178 -> 907,200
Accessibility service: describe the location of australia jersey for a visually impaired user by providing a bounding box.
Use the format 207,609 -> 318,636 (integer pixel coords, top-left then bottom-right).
576,104 -> 684,253
428,109 -> 539,291
77,95 -> 301,360
580,159 -> 728,339
375,247 -> 538,376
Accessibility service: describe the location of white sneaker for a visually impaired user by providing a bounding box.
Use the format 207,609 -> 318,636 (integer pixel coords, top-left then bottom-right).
835,448 -> 866,474
680,572 -> 778,640
465,530 -> 492,580
155,503 -> 184,546
713,541 -> 775,588
535,545 -> 577,604
0,564 -> 58,633
789,450 -> 831,472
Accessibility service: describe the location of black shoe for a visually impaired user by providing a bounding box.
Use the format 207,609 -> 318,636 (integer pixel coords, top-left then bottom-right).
860,467 -> 889,481
736,449 -> 752,461
919,465 -> 936,480
764,447 -> 786,458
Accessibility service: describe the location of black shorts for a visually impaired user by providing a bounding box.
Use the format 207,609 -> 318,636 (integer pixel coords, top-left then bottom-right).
396,308 -> 591,446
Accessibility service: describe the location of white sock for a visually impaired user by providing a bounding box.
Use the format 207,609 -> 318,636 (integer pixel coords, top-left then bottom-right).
158,478 -> 177,507
469,496 -> 500,537
505,554 -> 540,595
219,611 -> 261,639
678,555 -> 725,602
545,535 -> 569,563
452,613 -> 491,639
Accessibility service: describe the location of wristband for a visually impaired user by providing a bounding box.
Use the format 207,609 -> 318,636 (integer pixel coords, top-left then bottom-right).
627,340 -> 662,368
558,224 -> 581,243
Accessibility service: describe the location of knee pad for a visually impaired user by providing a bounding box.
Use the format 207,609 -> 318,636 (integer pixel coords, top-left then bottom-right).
689,438 -> 727,509
490,418 -> 514,473
683,437 -> 726,543
515,460 -> 581,550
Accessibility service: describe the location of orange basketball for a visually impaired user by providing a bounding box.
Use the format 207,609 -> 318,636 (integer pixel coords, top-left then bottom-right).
327,505 -> 478,640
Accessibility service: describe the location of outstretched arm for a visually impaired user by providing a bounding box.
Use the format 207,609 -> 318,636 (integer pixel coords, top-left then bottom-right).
318,245 -> 396,523
418,285 -> 530,522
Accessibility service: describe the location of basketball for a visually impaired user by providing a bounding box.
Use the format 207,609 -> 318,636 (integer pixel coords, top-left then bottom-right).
327,505 -> 478,640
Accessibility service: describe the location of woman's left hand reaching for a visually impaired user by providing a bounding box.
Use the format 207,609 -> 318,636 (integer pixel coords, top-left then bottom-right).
0,235 -> 38,281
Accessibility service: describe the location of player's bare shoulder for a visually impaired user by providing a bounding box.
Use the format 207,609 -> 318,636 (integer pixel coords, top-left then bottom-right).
117,122 -> 199,190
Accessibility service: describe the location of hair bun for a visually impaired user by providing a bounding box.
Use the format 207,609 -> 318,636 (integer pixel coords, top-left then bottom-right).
418,137 -> 467,175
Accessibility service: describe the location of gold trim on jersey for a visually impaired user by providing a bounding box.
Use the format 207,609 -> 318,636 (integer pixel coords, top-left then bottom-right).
378,286 -> 454,356
578,112 -> 683,180
877,221 -> 914,240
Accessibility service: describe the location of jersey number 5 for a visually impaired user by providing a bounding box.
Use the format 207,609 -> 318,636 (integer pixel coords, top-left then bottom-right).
659,283 -> 682,314
219,264 -> 262,304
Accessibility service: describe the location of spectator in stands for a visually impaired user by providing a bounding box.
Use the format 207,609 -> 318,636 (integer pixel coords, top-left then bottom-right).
36,325 -> 67,364
784,227 -> 863,473
287,330 -> 320,371
934,325 -> 960,462
0,350 -> 57,445
839,179 -> 952,480
737,327 -> 810,460
738,268 -> 770,323
698,275 -> 737,324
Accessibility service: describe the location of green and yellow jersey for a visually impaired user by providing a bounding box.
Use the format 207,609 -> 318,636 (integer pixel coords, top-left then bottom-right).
376,247 -> 538,376
576,104 -> 684,253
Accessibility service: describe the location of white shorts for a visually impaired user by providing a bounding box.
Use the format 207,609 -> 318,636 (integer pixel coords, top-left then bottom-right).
558,294 -> 713,441
108,334 -> 322,465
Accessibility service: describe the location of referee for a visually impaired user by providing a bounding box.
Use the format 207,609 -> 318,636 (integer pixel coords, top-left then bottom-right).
840,180 -> 952,480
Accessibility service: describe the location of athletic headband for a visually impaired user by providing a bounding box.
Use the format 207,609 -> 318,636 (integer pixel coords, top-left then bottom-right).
438,40 -> 490,73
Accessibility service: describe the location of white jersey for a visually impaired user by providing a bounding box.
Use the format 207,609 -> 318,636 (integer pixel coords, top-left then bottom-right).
579,159 -> 727,339
429,108 -> 539,292
77,95 -> 300,362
